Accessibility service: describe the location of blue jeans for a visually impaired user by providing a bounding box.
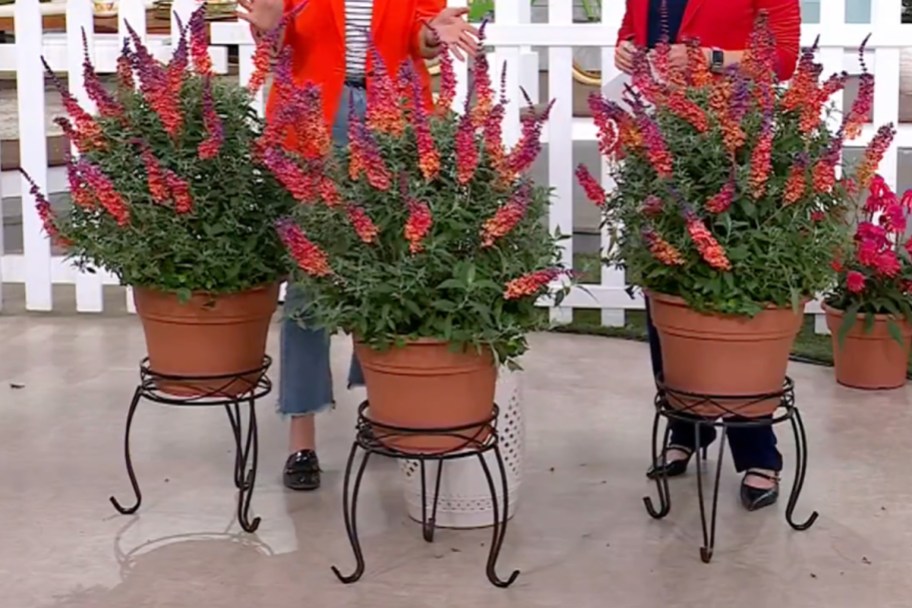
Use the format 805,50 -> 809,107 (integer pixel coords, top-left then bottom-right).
278,87 -> 366,416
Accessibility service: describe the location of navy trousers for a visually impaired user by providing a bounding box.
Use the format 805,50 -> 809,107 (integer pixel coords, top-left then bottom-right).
645,298 -> 782,473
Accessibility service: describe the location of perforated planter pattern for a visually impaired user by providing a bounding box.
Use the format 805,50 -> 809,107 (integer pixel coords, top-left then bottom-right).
398,367 -> 525,529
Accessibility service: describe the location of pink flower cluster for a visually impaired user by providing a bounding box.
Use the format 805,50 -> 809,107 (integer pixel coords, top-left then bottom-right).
837,175 -> 912,295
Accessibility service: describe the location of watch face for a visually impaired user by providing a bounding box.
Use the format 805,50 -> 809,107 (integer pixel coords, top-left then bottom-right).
711,49 -> 724,71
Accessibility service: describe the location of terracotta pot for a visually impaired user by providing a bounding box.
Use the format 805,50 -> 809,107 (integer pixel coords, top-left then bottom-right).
823,304 -> 911,390
354,339 -> 497,455
133,283 -> 279,397
648,291 -> 805,417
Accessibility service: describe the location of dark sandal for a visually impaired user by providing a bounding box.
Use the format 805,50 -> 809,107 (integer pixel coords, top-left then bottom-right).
646,445 -> 696,479
740,469 -> 780,511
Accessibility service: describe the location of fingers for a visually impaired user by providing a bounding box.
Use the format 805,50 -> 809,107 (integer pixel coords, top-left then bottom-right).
236,10 -> 253,24
443,6 -> 470,18
454,38 -> 477,58
615,50 -> 634,73
237,0 -> 253,11
449,44 -> 467,62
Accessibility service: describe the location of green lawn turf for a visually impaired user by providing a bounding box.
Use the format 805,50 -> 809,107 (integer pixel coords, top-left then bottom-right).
553,254 -> 912,374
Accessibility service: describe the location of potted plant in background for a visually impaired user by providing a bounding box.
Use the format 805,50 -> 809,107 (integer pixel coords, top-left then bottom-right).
261,37 -> 567,454
577,17 -> 894,414
26,6 -> 292,395
824,175 -> 912,389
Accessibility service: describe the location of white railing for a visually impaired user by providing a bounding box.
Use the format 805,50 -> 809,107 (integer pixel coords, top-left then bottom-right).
0,0 -> 909,330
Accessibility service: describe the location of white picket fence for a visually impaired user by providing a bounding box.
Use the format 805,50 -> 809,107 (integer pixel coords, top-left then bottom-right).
0,0 -> 909,329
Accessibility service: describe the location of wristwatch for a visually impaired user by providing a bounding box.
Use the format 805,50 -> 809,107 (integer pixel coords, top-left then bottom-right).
709,48 -> 725,73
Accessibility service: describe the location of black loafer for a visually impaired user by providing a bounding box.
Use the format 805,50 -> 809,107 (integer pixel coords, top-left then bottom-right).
740,469 -> 780,511
646,445 -> 695,480
284,450 -> 321,491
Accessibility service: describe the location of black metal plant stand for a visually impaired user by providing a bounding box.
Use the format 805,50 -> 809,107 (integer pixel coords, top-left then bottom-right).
643,377 -> 818,563
331,402 -> 520,588
109,356 -> 272,533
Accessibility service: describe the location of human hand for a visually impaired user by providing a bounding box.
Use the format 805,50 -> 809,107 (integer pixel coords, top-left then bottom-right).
236,0 -> 284,34
426,7 -> 480,61
614,40 -> 635,74
658,44 -> 709,71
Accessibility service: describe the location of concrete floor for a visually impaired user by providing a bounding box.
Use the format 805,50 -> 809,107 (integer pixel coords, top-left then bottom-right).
1,316 -> 911,608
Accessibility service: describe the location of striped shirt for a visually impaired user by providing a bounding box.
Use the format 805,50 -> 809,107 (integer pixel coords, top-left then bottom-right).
345,0 -> 373,78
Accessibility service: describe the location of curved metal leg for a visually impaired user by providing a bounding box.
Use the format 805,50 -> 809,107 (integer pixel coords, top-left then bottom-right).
695,423 -> 726,563
420,459 -> 444,542
477,447 -> 520,588
235,400 -> 261,533
110,387 -> 144,514
226,403 -> 253,491
644,412 -> 672,519
786,408 -> 819,531
332,443 -> 372,584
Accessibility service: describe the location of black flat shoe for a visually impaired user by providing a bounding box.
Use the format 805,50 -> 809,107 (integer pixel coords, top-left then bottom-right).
740,469 -> 780,511
646,445 -> 695,480
284,450 -> 321,491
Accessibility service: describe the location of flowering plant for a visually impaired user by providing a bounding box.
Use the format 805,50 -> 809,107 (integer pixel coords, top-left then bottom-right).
263,28 -> 568,363
825,175 -> 912,343
578,15 -> 894,317
26,6 -> 293,297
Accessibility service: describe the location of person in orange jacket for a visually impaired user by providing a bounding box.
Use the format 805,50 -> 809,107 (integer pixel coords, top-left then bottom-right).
239,0 -> 478,491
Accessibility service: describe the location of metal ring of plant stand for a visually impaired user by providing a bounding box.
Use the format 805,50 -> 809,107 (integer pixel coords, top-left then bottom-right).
643,375 -> 819,563
109,356 -> 273,534
331,402 -> 520,589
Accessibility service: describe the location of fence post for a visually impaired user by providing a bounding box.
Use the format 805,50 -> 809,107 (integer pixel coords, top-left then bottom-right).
16,0 -> 53,311
66,0 -> 105,312
599,0 -> 626,326
546,0 -> 573,324
119,0 -> 148,313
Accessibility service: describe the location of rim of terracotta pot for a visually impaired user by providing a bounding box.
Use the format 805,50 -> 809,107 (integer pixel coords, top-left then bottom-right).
646,290 -> 810,311
822,302 -> 911,323
134,282 -> 280,298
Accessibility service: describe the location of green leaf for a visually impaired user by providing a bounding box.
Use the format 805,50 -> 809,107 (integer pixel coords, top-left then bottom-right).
836,302 -> 861,348
887,320 -> 907,348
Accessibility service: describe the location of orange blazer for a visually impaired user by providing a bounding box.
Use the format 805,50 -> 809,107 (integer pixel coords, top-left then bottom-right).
617,0 -> 801,81
268,0 -> 444,128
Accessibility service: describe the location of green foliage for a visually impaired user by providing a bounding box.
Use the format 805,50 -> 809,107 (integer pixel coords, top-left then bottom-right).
825,178 -> 912,346
48,31 -> 292,296
279,66 -> 567,364
594,32 -> 866,317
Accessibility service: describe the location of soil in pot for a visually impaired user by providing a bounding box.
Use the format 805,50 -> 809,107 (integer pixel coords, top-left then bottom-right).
824,304 -> 912,390
133,283 -> 279,397
354,339 -> 497,455
648,292 -> 804,417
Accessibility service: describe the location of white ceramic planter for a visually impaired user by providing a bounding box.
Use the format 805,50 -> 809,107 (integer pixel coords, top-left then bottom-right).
398,366 -> 525,529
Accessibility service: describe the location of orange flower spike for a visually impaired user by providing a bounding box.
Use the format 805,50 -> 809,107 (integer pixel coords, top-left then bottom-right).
686,40 -> 713,87
404,200 -> 432,254
366,47 -> 404,136
687,218 -> 731,271
642,227 -> 685,266
345,204 -> 379,244
783,156 -> 809,205
435,43 -> 457,114
276,219 -> 332,277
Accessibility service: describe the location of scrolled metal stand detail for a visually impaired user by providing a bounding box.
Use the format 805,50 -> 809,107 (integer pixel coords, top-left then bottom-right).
643,376 -> 818,563
331,402 -> 520,588
109,356 -> 273,534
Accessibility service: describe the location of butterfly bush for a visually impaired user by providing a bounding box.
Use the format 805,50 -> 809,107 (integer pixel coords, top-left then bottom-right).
264,26 -> 568,363
825,175 -> 912,343
25,6 -> 295,297
578,14 -> 895,317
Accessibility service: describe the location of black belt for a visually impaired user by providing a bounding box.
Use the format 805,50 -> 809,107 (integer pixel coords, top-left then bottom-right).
344,77 -> 366,89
